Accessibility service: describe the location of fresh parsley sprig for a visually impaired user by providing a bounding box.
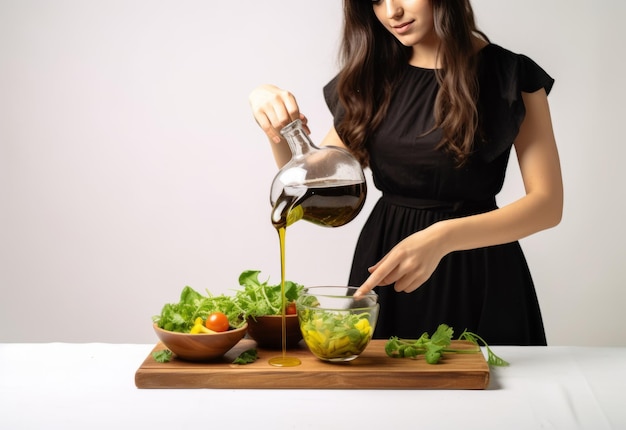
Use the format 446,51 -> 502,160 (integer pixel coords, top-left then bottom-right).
384,324 -> 509,366
457,329 -> 510,367
151,349 -> 173,363
232,348 -> 258,364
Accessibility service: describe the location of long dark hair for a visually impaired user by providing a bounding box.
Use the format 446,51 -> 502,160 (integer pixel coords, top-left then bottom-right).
336,0 -> 489,167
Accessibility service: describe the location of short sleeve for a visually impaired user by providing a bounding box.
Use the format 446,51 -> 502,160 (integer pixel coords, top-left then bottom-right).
476,44 -> 555,163
518,53 -> 555,95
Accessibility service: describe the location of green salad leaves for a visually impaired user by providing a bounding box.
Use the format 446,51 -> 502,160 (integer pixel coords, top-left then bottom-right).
234,270 -> 304,319
152,270 -> 304,333
152,286 -> 244,333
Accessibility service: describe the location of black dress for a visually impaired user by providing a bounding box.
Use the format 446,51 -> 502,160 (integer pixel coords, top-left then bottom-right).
323,44 -> 554,345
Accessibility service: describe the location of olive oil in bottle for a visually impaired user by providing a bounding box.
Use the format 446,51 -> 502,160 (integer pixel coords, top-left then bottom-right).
271,180 -> 366,229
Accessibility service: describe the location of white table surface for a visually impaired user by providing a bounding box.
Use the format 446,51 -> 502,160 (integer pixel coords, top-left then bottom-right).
1,343 -> 625,430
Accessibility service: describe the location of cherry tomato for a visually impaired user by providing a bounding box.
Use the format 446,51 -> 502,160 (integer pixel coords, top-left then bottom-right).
205,312 -> 230,332
285,301 -> 297,315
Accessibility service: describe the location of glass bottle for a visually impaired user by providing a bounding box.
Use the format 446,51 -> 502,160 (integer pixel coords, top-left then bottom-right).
267,119 -> 367,367
270,119 -> 367,229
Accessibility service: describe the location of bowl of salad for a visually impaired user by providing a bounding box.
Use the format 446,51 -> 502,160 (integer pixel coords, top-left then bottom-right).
296,286 -> 379,362
152,286 -> 247,361
235,270 -> 304,349
153,322 -> 247,362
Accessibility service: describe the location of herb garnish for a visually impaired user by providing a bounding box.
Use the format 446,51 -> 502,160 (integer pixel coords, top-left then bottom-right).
152,349 -> 173,363
384,324 -> 509,366
232,348 -> 259,364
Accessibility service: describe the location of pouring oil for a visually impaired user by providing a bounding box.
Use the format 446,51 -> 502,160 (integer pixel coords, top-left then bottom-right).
267,226 -> 302,367
267,179 -> 366,367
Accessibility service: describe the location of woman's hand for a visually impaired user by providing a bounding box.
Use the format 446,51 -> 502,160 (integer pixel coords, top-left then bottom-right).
248,84 -> 310,144
354,223 -> 448,298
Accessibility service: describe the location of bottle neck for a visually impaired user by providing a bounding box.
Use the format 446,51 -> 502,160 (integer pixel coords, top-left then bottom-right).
281,119 -> 315,159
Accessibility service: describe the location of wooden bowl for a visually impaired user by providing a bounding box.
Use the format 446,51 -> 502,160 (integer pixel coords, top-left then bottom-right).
245,315 -> 302,349
153,323 -> 248,361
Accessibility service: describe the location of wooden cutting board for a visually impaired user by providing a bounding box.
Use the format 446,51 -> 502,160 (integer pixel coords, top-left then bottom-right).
135,339 -> 490,389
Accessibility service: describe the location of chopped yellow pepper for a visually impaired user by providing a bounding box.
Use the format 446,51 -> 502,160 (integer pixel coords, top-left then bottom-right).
189,317 -> 217,334
355,318 -> 372,336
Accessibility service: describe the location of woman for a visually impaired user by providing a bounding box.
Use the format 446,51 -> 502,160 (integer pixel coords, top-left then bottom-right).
249,0 -> 563,345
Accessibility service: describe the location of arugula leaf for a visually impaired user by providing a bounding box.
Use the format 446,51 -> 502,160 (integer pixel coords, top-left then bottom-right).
234,270 -> 304,318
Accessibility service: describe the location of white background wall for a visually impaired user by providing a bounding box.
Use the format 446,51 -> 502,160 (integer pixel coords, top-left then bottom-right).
1,0 -> 624,346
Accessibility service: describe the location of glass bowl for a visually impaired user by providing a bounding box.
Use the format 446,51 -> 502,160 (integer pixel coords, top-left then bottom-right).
296,286 -> 379,362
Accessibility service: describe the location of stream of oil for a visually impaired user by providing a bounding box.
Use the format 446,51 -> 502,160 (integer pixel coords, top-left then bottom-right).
267,180 -> 366,367
267,226 -> 301,367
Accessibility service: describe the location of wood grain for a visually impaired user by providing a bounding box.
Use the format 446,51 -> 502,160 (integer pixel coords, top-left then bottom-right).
135,339 -> 490,390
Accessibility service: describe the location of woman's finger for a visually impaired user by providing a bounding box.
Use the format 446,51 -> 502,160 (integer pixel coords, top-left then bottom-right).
353,258 -> 396,298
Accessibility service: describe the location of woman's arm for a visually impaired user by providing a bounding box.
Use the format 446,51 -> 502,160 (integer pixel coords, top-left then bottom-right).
439,89 -> 563,247
354,88 -> 563,297
319,126 -> 348,149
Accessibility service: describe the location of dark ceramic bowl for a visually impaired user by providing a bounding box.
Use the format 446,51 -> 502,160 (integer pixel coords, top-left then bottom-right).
245,315 -> 303,349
